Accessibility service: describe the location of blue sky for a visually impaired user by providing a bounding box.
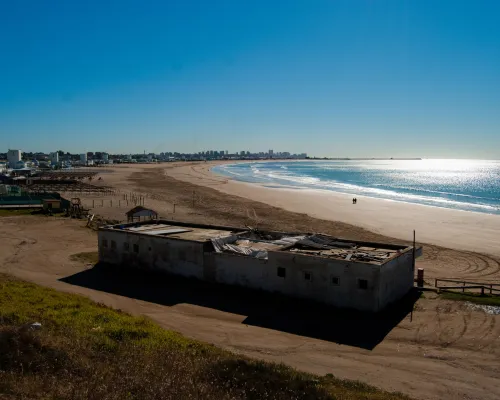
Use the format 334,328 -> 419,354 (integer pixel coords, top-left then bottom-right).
0,1 -> 499,158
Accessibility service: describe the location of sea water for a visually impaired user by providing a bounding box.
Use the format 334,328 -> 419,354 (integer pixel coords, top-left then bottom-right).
213,159 -> 500,215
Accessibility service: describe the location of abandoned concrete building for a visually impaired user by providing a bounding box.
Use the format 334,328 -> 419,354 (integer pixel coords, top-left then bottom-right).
98,221 -> 422,312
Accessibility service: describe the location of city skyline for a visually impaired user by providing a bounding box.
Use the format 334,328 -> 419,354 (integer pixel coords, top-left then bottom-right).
1,1 -> 499,158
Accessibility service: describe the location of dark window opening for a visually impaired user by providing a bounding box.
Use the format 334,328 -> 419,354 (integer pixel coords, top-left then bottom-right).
133,244 -> 139,253
358,279 -> 368,290
331,276 -> 340,286
102,239 -> 108,248
304,272 -> 312,281
277,267 -> 286,278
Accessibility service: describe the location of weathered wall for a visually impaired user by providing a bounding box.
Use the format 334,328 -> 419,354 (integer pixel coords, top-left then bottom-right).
98,231 -> 205,279
205,250 -> 381,312
378,250 -> 415,310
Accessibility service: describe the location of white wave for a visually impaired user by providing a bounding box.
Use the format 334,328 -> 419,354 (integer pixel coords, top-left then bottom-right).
215,162 -> 500,214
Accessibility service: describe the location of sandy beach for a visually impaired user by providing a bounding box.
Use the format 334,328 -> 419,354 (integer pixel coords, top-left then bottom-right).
167,161 -> 500,257
72,162 -> 500,282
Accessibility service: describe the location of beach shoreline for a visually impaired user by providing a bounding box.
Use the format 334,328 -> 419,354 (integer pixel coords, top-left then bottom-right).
165,161 -> 500,257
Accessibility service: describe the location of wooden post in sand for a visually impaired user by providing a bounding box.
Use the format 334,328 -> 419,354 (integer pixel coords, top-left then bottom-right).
173,203 -> 176,213
412,230 -> 416,274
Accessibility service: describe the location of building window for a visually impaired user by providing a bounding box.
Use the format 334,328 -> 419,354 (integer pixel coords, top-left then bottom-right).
102,239 -> 108,248
277,267 -> 286,278
358,279 -> 368,290
133,244 -> 139,253
124,242 -> 129,251
111,241 -> 116,250
331,276 -> 340,286
304,271 -> 312,281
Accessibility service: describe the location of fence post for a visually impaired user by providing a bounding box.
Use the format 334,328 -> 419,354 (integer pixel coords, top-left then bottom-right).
491,284 -> 493,295
462,281 -> 465,292
173,203 -> 176,213
481,286 -> 485,296
93,199 -> 95,208
435,278 -> 437,288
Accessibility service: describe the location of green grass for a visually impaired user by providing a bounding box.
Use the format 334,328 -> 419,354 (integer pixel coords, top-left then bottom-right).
69,251 -> 99,265
0,274 -> 412,400
0,209 -> 36,217
440,291 -> 500,307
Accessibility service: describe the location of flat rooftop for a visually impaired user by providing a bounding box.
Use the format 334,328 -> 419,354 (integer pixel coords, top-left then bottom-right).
104,221 -> 241,242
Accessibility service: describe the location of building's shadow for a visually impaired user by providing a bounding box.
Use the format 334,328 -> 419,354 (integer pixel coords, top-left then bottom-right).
60,264 -> 420,350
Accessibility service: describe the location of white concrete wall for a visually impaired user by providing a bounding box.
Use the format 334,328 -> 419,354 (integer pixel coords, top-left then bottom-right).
378,250 -> 415,310
206,250 -> 381,312
98,230 -> 205,279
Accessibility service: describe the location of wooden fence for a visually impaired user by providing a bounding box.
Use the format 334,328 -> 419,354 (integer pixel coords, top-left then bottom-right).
435,278 -> 500,296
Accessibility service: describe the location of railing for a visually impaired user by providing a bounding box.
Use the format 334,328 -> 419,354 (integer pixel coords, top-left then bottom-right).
435,278 -> 500,296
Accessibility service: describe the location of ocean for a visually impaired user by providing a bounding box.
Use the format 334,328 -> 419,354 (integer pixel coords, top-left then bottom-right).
213,159 -> 500,215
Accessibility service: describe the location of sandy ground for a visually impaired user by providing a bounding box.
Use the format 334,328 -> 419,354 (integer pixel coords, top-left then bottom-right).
0,215 -> 499,400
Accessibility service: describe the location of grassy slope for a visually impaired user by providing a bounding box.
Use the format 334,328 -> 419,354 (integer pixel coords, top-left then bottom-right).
0,275 -> 412,400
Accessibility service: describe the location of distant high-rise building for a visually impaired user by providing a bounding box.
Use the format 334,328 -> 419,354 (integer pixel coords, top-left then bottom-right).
50,152 -> 59,164
240,151 -> 245,156
7,149 -> 22,169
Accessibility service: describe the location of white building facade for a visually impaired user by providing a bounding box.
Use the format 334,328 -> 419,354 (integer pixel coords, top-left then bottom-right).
50,152 -> 59,164
7,149 -> 22,169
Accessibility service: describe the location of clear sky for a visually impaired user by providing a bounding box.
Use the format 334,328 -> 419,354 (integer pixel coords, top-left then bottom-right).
0,1 -> 499,158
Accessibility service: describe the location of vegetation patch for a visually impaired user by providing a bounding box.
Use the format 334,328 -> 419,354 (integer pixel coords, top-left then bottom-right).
440,291 -> 500,307
69,251 -> 99,265
0,209 -> 37,217
0,274 -> 412,399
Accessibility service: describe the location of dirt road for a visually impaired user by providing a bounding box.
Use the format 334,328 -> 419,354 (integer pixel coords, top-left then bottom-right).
1,215 -> 499,400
